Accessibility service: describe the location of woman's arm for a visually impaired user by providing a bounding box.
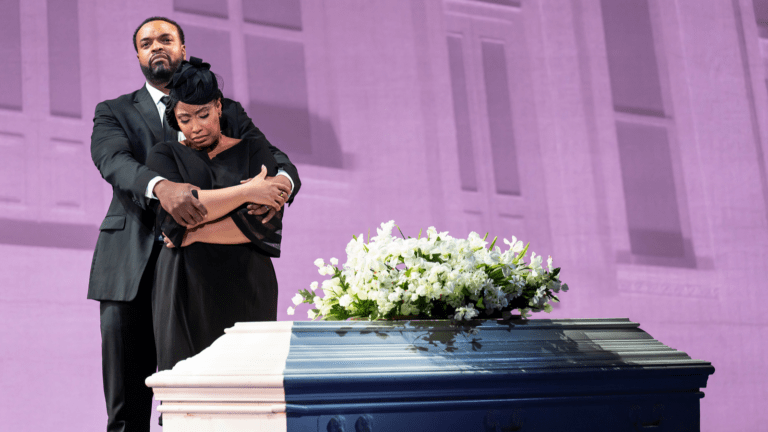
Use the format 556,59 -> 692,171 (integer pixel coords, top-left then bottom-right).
191,165 -> 289,226
168,217 -> 249,247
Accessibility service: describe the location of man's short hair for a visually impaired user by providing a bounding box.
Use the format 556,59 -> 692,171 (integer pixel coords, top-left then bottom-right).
133,17 -> 185,52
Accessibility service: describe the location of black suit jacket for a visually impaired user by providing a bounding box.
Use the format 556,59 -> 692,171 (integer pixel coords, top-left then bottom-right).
88,86 -> 300,301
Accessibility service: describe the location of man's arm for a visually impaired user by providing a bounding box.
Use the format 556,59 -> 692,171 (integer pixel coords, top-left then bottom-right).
90,101 -> 159,210
93,101 -> 207,226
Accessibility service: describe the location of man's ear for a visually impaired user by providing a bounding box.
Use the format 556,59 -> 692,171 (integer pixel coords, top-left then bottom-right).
181,44 -> 186,60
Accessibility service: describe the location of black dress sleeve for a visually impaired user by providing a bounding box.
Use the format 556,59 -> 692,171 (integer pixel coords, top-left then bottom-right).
222,99 -> 301,204
229,139 -> 284,257
145,142 -> 187,248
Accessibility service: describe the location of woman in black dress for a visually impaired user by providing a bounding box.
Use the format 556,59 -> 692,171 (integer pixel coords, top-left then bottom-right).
145,57 -> 290,372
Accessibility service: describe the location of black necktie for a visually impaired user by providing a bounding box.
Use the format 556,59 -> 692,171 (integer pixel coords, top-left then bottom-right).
160,96 -> 175,142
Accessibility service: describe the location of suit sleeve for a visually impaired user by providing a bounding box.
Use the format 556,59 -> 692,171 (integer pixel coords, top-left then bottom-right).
145,144 -> 186,248
90,101 -> 160,211
229,101 -> 302,204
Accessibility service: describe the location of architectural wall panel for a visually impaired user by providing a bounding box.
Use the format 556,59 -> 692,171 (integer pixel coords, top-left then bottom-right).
49,139 -> 84,210
47,0 -> 82,118
753,0 -> 768,37
600,0 -> 664,115
183,26 -> 234,99
0,133 -> 26,205
0,0 -> 22,111
447,35 -> 478,192
245,35 -> 311,155
243,0 -> 302,30
481,41 -> 521,196
615,121 -> 684,257
473,0 -> 520,7
174,0 -> 228,19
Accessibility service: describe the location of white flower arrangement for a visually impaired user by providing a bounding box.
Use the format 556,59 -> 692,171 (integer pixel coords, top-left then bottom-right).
289,220 -> 568,321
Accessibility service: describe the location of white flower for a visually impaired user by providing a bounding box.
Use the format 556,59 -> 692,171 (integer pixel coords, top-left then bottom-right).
318,267 -> 327,276
287,306 -> 295,315
308,309 -> 317,319
427,226 -> 437,239
310,281 -> 318,291
547,256 -> 553,273
339,294 -> 353,308
330,257 -> 339,266
291,293 -> 303,306
503,236 -> 524,253
529,252 -> 543,276
314,258 -> 325,268
453,303 -> 479,321
376,220 -> 396,238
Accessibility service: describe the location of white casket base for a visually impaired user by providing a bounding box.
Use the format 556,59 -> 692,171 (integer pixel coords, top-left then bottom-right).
148,321 -> 292,432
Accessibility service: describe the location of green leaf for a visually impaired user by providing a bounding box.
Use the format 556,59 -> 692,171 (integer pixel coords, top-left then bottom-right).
476,297 -> 485,309
396,224 -> 406,239
489,236 -> 498,250
516,243 -> 530,262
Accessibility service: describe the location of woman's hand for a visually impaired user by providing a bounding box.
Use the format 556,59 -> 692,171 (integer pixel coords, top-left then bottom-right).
163,230 -> 197,248
162,233 -> 176,248
241,165 -> 290,210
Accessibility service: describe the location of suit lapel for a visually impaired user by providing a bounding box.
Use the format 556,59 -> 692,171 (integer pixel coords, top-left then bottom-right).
133,87 -> 163,143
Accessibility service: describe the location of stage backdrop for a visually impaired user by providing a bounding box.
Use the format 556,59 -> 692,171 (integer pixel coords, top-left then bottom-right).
1,0 -> 766,431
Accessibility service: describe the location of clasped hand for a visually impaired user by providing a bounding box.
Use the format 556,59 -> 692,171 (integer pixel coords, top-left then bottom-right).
242,166 -> 291,224
241,165 -> 290,214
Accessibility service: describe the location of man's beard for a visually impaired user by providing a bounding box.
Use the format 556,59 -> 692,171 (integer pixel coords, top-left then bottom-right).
140,56 -> 182,86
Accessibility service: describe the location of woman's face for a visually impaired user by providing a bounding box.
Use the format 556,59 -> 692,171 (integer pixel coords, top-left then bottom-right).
174,99 -> 222,149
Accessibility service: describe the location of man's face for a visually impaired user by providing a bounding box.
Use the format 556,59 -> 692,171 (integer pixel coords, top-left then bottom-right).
135,20 -> 186,85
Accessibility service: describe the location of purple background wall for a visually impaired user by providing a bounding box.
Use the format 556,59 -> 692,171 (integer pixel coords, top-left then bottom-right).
0,0 -> 766,430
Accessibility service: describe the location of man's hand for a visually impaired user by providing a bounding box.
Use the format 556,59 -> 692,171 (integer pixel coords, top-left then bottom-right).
248,205 -> 278,224
153,180 -> 208,227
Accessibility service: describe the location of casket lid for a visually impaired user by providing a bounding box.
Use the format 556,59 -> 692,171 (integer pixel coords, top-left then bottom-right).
147,318 -> 714,411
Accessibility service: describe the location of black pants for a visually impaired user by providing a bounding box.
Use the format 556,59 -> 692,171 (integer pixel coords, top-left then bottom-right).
99,242 -> 161,432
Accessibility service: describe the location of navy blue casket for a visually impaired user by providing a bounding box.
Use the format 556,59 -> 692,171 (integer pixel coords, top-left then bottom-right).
146,318 -> 714,432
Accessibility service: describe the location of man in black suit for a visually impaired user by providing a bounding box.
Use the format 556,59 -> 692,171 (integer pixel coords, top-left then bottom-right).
89,17 -> 300,432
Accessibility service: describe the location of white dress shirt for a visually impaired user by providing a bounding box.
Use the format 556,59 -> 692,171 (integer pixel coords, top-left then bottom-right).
143,82 -> 294,199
